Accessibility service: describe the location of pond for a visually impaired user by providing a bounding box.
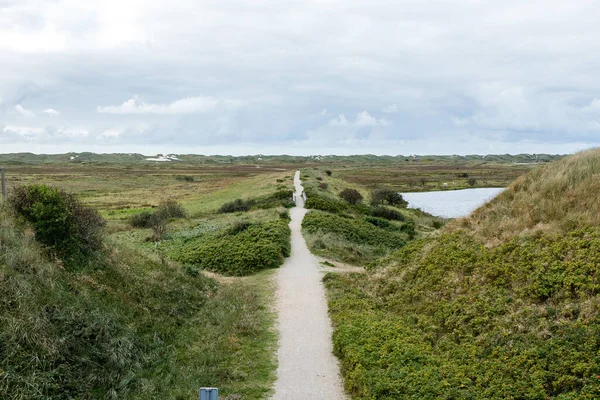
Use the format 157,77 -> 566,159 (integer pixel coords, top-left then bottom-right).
400,187 -> 505,219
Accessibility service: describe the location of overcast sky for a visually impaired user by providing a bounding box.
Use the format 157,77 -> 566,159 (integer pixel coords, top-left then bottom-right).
1,0 -> 600,155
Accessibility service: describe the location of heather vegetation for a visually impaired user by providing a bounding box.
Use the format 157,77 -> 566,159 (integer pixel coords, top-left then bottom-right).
300,168 -> 444,266
325,148 -> 600,399
0,164 -> 296,399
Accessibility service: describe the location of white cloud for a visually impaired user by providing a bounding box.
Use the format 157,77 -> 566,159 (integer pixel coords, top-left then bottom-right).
97,95 -> 240,115
43,108 -> 60,116
320,108 -> 328,115
15,105 -> 35,117
328,114 -> 349,126
3,125 -> 43,137
329,111 -> 390,128
382,104 -> 398,113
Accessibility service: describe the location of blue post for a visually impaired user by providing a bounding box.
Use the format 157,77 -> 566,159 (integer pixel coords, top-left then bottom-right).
199,387 -> 218,400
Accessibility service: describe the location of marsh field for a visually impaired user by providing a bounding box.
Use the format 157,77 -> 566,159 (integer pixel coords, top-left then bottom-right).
0,152 -> 559,399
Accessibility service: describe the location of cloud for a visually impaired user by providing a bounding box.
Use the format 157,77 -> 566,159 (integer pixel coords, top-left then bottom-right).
382,104 -> 398,113
43,108 -> 60,116
3,1 -> 600,154
328,114 -> 349,126
97,95 -> 240,115
328,111 -> 389,128
3,125 -> 43,137
15,104 -> 35,117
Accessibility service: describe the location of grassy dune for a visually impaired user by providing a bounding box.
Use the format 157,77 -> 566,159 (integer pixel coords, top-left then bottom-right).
0,162 -> 297,399
325,148 -> 600,399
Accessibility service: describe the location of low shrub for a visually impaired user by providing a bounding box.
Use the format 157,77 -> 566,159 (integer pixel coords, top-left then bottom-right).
175,175 -> 195,182
219,198 -> 253,213
9,184 -> 105,268
364,216 -> 391,229
339,188 -> 363,205
369,206 -> 405,221
129,211 -> 154,228
316,177 -> 323,181
302,211 -> 407,249
325,170 -> 332,176
370,188 -> 408,207
219,191 -> 294,213
175,219 -> 291,276
318,182 -> 329,190
304,189 -> 347,213
157,199 -> 187,219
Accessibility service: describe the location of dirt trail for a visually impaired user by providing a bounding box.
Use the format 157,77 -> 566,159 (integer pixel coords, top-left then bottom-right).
271,171 -> 347,399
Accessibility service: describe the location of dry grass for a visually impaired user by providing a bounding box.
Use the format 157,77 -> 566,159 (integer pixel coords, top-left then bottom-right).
453,147 -> 600,245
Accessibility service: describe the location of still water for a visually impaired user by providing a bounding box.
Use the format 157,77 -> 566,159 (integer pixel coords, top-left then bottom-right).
400,188 -> 505,219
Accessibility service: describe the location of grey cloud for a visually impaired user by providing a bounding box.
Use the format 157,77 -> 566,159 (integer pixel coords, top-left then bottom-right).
2,0 -> 600,154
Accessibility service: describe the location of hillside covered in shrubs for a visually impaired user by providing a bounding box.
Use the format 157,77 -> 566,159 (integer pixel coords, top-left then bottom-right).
0,185 -> 277,398
325,149 -> 600,399
299,169 -> 442,266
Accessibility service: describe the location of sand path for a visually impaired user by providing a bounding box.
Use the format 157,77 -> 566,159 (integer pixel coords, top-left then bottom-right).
271,171 -> 347,400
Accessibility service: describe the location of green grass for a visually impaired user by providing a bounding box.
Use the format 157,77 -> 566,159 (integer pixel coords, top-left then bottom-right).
0,202 -> 278,399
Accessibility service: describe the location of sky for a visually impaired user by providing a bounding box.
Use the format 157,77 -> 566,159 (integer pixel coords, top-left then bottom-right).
1,0 -> 600,156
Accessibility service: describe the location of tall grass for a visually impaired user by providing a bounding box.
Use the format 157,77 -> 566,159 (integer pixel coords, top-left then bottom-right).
0,206 -> 276,399
460,147 -> 600,245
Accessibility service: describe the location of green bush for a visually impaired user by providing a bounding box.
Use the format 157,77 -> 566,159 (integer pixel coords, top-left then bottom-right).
304,189 -> 347,213
370,188 -> 408,207
364,216 -> 391,229
339,188 -> 363,205
370,206 -> 405,221
9,185 -> 105,268
157,199 -> 187,219
175,219 -> 291,276
219,198 -> 253,213
129,211 -> 154,228
302,211 -> 407,249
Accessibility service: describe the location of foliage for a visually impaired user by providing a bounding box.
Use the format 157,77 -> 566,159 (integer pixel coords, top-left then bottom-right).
369,206 -> 405,221
318,182 -> 329,190
9,184 -> 105,268
302,211 -> 407,251
467,177 -> 477,186
0,207 -> 277,399
219,198 -> 253,213
158,199 -> 187,219
325,170 -> 332,176
129,211 -> 154,228
304,188 -> 347,213
339,188 -> 364,205
174,219 -> 291,276
219,190 -> 294,213
370,188 -> 408,207
326,228 -> 600,399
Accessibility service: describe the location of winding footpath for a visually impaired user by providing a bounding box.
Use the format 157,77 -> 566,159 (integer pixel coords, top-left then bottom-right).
271,171 -> 347,400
